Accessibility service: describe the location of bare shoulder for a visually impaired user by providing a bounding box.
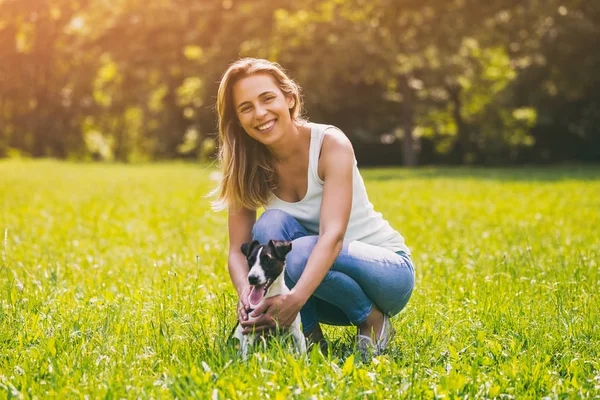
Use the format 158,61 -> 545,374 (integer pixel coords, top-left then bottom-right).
321,126 -> 354,156
319,126 -> 354,180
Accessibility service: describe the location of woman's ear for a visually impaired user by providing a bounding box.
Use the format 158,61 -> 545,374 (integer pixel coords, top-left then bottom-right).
287,96 -> 295,109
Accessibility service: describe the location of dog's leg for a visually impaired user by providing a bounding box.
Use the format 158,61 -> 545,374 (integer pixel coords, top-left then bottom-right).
247,334 -> 256,359
240,337 -> 249,360
235,325 -> 249,360
291,326 -> 307,355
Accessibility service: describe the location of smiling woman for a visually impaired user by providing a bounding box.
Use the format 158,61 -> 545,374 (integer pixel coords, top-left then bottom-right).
212,58 -> 306,211
211,58 -> 415,361
233,74 -> 298,148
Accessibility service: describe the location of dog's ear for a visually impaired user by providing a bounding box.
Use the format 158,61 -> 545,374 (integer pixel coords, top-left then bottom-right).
241,240 -> 260,258
268,240 -> 292,260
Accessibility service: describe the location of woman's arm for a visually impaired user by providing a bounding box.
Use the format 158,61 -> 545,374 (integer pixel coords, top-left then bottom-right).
242,129 -> 354,332
288,129 -> 354,302
228,207 -> 256,320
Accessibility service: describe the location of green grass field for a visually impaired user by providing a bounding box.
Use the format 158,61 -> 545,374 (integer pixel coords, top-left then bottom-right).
1,160 -> 599,399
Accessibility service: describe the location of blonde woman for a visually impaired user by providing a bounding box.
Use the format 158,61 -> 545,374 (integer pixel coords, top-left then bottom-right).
213,58 -> 414,359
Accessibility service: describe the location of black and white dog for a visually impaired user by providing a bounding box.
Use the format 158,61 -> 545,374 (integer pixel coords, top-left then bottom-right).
233,239 -> 306,359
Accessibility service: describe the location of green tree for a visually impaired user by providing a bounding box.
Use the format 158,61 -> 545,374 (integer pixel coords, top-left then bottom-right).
0,0 -> 95,158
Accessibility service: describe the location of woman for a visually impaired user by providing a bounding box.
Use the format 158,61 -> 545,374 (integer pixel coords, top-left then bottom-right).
212,58 -> 414,358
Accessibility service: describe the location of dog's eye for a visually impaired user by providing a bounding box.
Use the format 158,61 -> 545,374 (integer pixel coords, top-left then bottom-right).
263,254 -> 275,263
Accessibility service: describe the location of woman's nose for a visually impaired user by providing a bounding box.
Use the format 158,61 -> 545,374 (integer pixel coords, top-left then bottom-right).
254,104 -> 267,118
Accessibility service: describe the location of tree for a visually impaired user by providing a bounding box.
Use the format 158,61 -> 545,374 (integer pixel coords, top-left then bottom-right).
0,0 -> 94,158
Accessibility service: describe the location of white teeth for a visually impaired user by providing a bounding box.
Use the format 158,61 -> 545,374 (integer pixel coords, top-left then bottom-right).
256,120 -> 275,131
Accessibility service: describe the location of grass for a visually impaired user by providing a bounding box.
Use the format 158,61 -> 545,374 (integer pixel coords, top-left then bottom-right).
1,159 -> 599,399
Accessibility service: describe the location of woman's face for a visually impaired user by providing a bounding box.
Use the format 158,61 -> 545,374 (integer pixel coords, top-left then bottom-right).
232,73 -> 294,146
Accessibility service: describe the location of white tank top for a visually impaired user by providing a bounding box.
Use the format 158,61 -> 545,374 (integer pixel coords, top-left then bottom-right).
265,123 -> 410,254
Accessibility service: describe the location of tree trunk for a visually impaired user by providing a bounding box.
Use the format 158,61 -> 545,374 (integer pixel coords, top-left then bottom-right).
399,76 -> 417,167
446,83 -> 472,164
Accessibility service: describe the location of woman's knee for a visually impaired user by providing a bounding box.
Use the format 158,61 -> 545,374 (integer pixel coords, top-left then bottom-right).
284,236 -> 319,285
387,268 -> 415,316
252,209 -> 296,243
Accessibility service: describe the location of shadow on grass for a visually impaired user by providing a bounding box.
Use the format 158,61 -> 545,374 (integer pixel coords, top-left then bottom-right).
224,330 -> 359,360
223,328 -> 411,365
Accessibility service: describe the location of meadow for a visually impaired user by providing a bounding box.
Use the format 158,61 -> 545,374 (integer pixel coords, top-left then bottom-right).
1,160 -> 599,399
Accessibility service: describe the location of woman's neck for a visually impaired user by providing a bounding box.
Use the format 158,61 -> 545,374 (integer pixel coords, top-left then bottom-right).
267,122 -> 309,164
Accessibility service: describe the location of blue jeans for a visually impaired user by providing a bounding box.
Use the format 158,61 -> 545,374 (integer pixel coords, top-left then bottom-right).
252,209 -> 415,334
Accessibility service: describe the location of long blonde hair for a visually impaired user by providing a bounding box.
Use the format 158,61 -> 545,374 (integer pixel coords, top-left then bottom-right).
211,58 -> 305,211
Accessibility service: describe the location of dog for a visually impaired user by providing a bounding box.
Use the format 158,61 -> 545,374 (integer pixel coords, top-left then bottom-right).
233,239 -> 306,359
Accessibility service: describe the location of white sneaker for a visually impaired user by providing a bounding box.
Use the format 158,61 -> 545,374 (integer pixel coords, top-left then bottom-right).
356,314 -> 395,361
356,334 -> 377,362
376,314 -> 395,353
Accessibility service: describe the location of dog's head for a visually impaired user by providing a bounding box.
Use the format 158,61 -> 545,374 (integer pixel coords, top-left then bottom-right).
241,239 -> 292,305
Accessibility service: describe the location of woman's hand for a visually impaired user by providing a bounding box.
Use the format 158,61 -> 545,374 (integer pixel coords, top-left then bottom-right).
237,286 -> 251,322
240,291 -> 306,334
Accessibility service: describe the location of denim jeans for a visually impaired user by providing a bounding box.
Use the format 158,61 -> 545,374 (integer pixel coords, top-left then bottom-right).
252,209 -> 415,334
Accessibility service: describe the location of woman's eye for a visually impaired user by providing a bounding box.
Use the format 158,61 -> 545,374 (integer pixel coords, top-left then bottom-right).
264,96 -> 275,102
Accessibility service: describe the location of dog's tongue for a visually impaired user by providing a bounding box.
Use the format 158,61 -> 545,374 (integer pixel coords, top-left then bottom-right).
249,285 -> 265,305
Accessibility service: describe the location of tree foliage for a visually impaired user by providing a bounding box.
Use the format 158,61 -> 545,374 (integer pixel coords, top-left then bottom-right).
0,0 -> 598,164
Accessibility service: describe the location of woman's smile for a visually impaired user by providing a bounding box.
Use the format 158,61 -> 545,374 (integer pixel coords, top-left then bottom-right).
255,119 -> 276,133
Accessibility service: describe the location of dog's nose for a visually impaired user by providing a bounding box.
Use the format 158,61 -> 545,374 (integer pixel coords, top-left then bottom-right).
248,275 -> 258,285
